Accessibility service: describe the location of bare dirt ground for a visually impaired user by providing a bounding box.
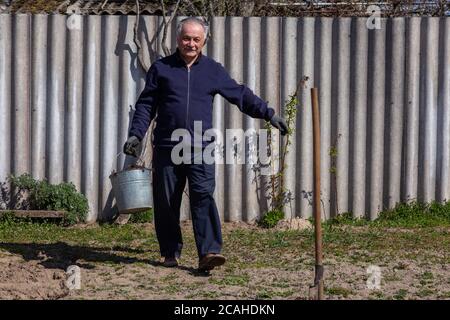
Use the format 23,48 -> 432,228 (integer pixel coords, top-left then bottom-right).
0,251 -> 69,299
0,221 -> 449,300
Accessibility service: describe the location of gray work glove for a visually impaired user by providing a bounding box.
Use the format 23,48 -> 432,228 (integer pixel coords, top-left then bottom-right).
123,136 -> 140,157
270,114 -> 288,136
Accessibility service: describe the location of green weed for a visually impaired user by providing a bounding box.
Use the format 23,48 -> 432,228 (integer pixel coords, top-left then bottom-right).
258,209 -> 284,228
209,274 -> 249,287
129,209 -> 154,224
7,174 -> 88,225
325,201 -> 450,228
325,286 -> 354,298
393,289 -> 408,300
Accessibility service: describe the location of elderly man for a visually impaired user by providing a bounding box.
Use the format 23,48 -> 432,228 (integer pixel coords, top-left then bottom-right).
124,17 -> 287,272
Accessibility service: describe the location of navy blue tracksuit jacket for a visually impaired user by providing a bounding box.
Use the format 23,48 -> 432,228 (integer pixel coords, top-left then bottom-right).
129,50 -> 275,260
129,50 -> 275,146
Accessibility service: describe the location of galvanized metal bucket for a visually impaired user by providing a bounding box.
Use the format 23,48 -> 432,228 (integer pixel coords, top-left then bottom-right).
109,167 -> 153,214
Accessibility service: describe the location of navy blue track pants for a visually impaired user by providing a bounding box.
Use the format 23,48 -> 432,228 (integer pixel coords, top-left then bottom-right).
152,147 -> 222,259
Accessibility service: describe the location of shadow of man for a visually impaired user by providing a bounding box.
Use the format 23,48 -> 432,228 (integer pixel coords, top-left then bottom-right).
0,242 -> 159,271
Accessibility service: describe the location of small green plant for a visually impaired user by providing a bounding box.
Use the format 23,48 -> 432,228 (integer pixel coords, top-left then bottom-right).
325,211 -> 369,227
329,146 -> 338,158
325,286 -> 354,298
393,289 -> 408,300
129,209 -> 154,223
8,174 -> 88,225
323,200 -> 450,228
0,211 -> 18,224
258,84 -> 302,228
376,200 -> 450,227
258,209 -> 284,228
255,289 -> 275,299
329,137 -> 340,217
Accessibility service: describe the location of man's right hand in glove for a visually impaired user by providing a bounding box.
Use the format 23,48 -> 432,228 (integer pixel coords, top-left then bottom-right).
123,136 -> 140,157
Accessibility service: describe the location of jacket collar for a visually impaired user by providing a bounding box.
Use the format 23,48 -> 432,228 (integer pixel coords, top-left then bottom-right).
174,48 -> 203,67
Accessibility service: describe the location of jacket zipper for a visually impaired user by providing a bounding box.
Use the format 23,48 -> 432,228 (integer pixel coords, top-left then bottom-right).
185,67 -> 191,129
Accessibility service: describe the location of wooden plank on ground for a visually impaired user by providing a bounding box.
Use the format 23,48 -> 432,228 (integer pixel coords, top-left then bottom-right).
0,210 -> 66,218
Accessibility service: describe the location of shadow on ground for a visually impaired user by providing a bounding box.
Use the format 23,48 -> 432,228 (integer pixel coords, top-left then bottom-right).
0,242 -> 209,277
0,242 -> 157,270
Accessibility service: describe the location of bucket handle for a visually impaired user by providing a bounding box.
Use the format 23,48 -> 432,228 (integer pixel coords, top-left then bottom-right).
116,151 -> 147,168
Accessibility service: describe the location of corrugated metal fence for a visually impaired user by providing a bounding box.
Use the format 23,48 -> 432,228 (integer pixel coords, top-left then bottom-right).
0,14 -> 449,222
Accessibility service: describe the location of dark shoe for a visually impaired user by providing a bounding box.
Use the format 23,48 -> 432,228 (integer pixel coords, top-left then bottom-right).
162,257 -> 178,268
198,253 -> 226,271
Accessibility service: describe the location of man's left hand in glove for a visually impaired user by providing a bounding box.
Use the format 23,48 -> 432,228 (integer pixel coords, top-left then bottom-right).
270,114 -> 288,136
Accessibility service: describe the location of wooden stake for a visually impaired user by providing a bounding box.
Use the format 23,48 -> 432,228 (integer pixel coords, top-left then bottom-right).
310,87 -> 324,300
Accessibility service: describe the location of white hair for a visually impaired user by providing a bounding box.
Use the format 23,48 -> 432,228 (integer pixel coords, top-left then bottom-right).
176,17 -> 209,40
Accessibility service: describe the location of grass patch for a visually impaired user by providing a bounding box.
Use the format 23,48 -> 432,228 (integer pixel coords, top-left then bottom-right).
200,291 -> 221,299
420,271 -> 434,280
255,288 -> 298,299
393,289 -> 408,300
438,291 -> 450,299
268,233 -> 291,248
417,288 -> 435,298
325,212 -> 370,227
325,201 -> 450,228
369,290 -> 386,300
161,274 -> 178,282
209,274 -> 249,287
376,201 -> 450,227
129,209 -> 154,224
163,284 -> 181,294
255,289 -> 276,299
0,219 -> 155,247
325,286 -> 354,298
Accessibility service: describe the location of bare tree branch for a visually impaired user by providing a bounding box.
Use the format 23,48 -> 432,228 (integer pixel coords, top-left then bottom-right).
101,0 -> 109,10
179,0 -> 212,39
183,0 -> 203,17
133,0 -> 149,71
161,0 -> 181,57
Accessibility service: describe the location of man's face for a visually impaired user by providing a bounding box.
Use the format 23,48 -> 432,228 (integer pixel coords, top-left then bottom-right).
177,22 -> 206,61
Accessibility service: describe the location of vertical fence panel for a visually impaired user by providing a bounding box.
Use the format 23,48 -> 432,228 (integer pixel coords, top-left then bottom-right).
0,14 -> 12,187
13,14 -> 30,176
439,18 -> 450,202
66,14 -> 83,190
31,14 -> 47,180
211,17 -> 226,221
335,18 -> 351,216
47,15 -> 66,184
99,16 -> 120,220
387,18 -> 406,208
82,15 -> 101,222
244,17 -> 261,222
225,17 -> 244,221
318,18 -> 333,219
262,17 -> 281,216
352,18 -> 369,218
421,18 -> 440,203
118,16 -> 138,171
369,19 -> 387,219
298,17 -> 315,219
281,17 -> 297,219
404,17 -> 421,202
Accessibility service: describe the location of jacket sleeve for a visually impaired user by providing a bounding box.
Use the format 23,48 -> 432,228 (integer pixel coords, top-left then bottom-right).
214,63 -> 275,121
129,63 -> 159,141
